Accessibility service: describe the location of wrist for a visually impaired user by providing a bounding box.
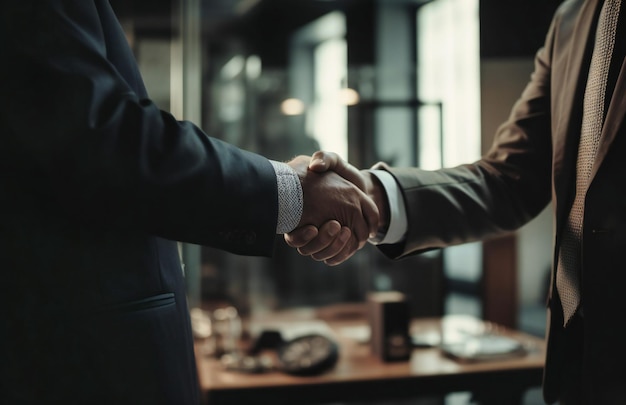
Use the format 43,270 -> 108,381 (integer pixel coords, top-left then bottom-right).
363,170 -> 390,238
270,160 -> 303,234
287,155 -> 316,229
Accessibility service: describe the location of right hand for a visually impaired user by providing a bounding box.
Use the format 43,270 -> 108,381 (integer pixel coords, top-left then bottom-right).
285,152 -> 389,265
285,155 -> 379,265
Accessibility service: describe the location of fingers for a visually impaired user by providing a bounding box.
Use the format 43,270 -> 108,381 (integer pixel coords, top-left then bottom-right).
322,231 -> 363,266
324,242 -> 358,266
309,227 -> 351,262
284,225 -> 319,248
345,187 -> 379,246
285,221 -> 355,265
361,188 -> 380,239
348,210 -> 372,249
297,226 -> 359,267
285,220 -> 341,251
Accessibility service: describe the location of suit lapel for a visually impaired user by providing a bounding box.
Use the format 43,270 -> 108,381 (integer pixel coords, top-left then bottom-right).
553,0 -> 600,231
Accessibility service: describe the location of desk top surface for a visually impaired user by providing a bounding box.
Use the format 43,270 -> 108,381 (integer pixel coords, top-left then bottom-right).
195,311 -> 546,393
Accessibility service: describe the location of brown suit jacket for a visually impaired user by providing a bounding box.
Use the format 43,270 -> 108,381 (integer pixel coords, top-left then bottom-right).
377,0 -> 626,402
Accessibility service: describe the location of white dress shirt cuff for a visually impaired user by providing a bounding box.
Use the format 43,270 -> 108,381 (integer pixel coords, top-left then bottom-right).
368,169 -> 408,245
270,160 -> 303,234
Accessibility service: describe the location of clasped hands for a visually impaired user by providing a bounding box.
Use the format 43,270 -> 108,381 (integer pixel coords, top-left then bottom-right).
285,151 -> 387,266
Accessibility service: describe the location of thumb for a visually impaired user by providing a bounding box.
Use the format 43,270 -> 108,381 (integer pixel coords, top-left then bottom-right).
308,151 -> 366,191
308,151 -> 335,172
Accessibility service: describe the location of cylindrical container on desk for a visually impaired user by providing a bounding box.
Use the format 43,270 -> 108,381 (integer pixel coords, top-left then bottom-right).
210,306 -> 242,358
367,291 -> 411,362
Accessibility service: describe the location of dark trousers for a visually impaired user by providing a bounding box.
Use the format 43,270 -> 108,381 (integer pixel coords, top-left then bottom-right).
558,313 -> 584,405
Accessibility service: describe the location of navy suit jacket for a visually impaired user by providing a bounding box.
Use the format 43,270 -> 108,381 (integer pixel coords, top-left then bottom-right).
0,1 -> 278,403
376,0 -> 626,403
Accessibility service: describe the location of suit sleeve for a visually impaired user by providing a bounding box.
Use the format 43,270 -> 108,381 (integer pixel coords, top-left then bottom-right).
0,0 -> 278,255
377,11 -> 558,260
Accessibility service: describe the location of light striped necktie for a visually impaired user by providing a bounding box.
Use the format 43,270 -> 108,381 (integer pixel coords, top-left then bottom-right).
556,0 -> 622,326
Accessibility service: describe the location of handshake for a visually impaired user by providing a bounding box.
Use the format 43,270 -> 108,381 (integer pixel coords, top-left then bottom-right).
284,151 -> 389,266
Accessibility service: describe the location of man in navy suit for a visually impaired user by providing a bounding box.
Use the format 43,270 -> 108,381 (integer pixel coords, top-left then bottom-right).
0,1 -> 377,403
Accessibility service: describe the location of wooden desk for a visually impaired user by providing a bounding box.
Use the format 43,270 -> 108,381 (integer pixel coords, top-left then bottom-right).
195,313 -> 545,405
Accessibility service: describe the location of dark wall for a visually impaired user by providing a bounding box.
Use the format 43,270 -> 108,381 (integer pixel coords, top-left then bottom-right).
208,0 -> 376,68
480,0 -> 563,58
110,0 -> 172,37
111,0 -> 565,63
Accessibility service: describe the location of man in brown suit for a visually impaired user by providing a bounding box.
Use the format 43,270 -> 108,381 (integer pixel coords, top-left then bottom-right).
288,0 -> 626,403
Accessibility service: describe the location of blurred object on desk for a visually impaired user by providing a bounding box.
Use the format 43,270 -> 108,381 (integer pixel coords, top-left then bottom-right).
315,302 -> 369,321
411,315 -> 536,362
368,291 -> 411,362
191,308 -> 214,357
191,306 -> 242,358
277,334 -> 340,376
219,316 -> 341,377
441,333 -> 527,362
211,306 -> 242,358
248,319 -> 335,343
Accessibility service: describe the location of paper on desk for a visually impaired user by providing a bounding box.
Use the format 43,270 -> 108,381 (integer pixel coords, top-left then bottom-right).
440,334 -> 527,362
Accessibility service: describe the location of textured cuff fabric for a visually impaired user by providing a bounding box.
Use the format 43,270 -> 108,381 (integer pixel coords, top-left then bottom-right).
270,161 -> 303,234
368,169 -> 408,245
